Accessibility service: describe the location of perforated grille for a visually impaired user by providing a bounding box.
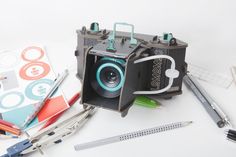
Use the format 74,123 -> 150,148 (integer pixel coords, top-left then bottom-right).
150,59 -> 163,90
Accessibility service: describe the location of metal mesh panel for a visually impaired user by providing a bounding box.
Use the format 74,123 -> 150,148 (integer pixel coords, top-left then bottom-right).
150,59 -> 162,90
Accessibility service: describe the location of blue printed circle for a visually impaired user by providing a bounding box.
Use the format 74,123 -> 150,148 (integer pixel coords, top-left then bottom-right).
0,91 -> 24,109
25,79 -> 54,100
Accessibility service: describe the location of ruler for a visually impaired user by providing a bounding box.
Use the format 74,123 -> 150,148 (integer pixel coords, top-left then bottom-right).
188,64 -> 233,88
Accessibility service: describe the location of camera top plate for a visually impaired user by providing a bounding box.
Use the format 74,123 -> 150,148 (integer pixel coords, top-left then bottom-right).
89,38 -> 141,59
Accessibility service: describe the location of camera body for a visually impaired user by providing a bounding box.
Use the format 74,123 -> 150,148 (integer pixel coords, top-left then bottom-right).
75,23 -> 188,117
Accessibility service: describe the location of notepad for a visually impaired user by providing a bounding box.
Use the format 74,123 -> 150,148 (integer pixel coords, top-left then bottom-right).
0,45 -> 69,129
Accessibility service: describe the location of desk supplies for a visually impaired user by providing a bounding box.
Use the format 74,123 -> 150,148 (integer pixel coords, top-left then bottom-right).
22,69 -> 69,128
1,107 -> 96,157
225,129 -> 236,142
74,121 -> 192,151
0,119 -> 20,129
40,92 -> 80,130
183,74 -> 232,128
0,45 -> 69,129
231,66 -> 236,85
0,119 -> 21,136
0,123 -> 21,136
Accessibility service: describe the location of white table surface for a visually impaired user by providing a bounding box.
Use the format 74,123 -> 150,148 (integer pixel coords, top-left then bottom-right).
0,0 -> 236,157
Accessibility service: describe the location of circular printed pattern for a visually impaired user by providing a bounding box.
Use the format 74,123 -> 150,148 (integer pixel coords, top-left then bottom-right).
0,51 -> 19,68
25,79 -> 54,100
21,46 -> 45,62
19,61 -> 50,80
0,91 -> 24,109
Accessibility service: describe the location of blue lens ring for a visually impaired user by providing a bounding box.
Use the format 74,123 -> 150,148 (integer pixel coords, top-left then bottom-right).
96,63 -> 124,92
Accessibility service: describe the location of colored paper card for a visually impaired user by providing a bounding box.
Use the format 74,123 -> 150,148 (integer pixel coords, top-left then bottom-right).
0,45 -> 69,130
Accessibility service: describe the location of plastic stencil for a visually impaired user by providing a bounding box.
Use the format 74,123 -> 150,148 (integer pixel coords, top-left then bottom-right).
188,64 -> 233,89
231,66 -> 236,86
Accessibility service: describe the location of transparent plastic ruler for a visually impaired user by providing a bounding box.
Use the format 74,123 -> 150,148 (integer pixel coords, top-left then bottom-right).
231,66 -> 236,85
188,64 -> 233,89
74,121 -> 192,151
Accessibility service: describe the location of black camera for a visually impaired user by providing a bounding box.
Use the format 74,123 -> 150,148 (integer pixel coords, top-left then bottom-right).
75,22 -> 188,117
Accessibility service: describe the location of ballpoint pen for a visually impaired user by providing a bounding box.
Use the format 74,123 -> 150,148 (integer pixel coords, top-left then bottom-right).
21,69 -> 69,129
184,74 -> 232,128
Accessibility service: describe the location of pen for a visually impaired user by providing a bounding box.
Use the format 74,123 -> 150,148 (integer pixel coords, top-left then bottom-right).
188,75 -> 232,127
21,69 -> 69,129
39,92 -> 80,130
183,74 -> 228,128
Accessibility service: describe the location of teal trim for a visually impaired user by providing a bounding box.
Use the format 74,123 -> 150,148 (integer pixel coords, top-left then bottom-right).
106,39 -> 116,51
163,33 -> 173,42
91,23 -> 99,32
108,22 -> 137,45
96,63 -> 124,92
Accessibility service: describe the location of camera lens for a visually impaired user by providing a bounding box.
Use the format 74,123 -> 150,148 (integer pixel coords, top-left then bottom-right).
100,67 -> 121,88
105,70 -> 117,83
90,57 -> 125,98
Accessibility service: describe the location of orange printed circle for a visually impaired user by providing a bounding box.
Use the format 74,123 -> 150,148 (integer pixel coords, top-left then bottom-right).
21,46 -> 44,62
19,61 -> 50,80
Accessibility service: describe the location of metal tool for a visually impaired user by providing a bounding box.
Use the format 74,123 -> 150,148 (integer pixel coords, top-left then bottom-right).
184,74 -> 232,128
22,69 -> 69,129
74,121 -> 192,151
1,107 -> 96,157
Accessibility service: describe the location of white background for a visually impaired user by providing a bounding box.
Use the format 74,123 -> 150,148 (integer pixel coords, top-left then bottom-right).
0,0 -> 236,156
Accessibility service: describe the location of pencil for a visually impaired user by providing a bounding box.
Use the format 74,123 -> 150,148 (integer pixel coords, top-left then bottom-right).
39,92 -> 80,130
0,119 -> 20,129
0,123 -> 21,136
